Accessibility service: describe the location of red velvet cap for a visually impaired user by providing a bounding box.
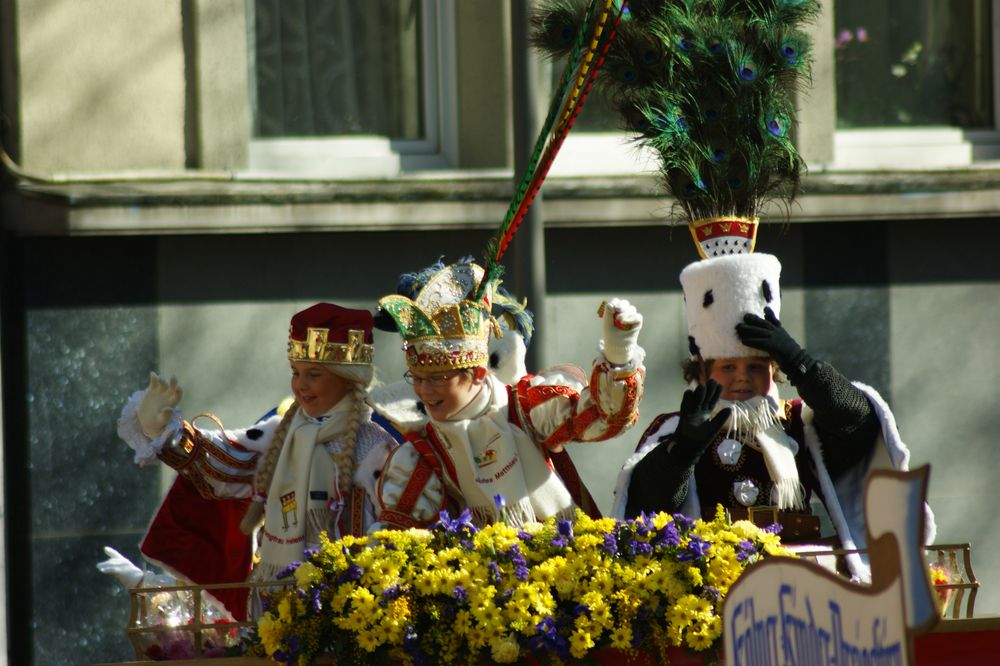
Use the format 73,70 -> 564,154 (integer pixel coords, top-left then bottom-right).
288,303 -> 374,364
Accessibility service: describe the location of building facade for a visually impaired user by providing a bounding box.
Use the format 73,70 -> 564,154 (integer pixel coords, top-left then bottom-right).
1,1 -> 999,663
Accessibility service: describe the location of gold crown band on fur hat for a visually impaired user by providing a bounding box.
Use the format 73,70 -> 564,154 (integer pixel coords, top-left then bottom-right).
688,216 -> 759,259
287,327 -> 374,365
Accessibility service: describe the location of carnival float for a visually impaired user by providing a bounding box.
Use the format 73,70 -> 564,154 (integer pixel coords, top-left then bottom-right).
94,0 -> 999,664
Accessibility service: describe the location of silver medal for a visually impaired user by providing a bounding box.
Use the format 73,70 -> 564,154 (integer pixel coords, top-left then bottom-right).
734,479 -> 760,506
717,438 -> 743,466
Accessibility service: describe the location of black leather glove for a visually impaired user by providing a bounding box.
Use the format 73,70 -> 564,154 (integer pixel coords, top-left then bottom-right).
670,380 -> 732,467
735,307 -> 816,382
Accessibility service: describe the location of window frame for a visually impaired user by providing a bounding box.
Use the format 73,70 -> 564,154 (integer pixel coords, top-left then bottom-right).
244,0 -> 458,178
829,0 -> 1000,170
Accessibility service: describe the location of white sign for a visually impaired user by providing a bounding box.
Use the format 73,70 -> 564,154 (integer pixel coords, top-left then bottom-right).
725,560 -> 907,665
723,467 -> 938,666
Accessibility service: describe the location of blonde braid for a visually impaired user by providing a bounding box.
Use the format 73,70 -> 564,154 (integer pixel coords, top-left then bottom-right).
239,403 -> 299,534
330,381 -> 367,492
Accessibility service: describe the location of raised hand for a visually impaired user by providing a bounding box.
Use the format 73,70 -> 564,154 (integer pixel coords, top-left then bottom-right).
96,546 -> 145,589
600,297 -> 643,365
671,380 -> 731,467
735,306 -> 815,379
137,372 -> 183,439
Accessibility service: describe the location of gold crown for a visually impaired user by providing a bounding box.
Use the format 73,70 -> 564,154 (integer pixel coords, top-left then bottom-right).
378,263 -> 496,373
287,327 -> 374,365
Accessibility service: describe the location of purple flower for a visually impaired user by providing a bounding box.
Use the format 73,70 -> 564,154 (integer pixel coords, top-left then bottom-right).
380,583 -> 404,607
835,29 -> 854,48
551,519 -> 575,547
678,535 -> 711,562
487,561 -> 502,585
600,533 -> 618,556
856,27 -> 869,42
452,585 -> 468,603
629,540 -> 653,557
672,514 -> 694,531
654,520 -> 681,547
310,588 -> 322,613
764,522 -> 783,535
335,563 -> 362,584
302,547 -> 318,559
493,494 -> 506,510
736,540 -> 757,562
702,586 -> 721,602
435,508 -> 478,537
517,530 -> 534,541
506,544 -> 529,581
529,616 -> 570,659
274,561 -> 301,579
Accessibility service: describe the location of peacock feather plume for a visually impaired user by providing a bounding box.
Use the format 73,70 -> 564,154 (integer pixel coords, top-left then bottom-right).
531,0 -> 820,224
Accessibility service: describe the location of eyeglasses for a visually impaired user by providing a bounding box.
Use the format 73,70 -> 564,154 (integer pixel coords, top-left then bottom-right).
403,370 -> 463,387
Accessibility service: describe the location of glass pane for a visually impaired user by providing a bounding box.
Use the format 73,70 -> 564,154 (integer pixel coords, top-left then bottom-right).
27,306 -> 163,665
251,0 -> 424,139
835,0 -> 994,128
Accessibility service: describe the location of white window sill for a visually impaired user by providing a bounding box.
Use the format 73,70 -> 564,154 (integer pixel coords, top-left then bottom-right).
832,128 -> 1000,170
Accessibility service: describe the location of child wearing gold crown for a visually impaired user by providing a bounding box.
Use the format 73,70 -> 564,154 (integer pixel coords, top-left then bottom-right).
371,259 -> 645,529
611,224 -> 935,581
115,303 -> 398,618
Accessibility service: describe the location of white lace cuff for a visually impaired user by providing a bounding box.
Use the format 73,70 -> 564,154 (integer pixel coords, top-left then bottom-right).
597,342 -> 646,377
117,389 -> 183,466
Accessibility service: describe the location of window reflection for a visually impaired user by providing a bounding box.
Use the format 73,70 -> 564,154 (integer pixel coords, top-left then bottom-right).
835,0 -> 994,128
251,0 -> 425,139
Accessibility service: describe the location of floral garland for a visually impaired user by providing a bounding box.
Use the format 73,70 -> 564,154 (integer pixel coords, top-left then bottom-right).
253,504 -> 794,665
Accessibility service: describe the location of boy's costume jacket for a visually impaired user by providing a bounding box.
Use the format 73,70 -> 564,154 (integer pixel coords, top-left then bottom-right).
373,361 -> 642,530
118,394 -> 396,619
612,382 -> 935,582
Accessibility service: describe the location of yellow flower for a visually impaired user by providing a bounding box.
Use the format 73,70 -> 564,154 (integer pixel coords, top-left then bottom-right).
610,625 -> 633,649
356,630 -> 379,652
490,633 -> 521,664
293,561 -> 321,588
256,614 -> 287,654
277,597 -> 293,622
569,627 -> 595,659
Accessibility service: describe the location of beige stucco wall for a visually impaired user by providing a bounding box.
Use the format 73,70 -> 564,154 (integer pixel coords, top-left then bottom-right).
17,0 -> 186,172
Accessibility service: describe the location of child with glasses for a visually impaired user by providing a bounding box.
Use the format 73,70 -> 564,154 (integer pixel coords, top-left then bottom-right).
371,259 -> 646,529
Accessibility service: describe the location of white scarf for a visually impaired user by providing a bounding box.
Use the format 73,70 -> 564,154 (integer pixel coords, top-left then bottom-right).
429,375 -> 575,527
713,394 -> 806,510
253,399 -> 352,581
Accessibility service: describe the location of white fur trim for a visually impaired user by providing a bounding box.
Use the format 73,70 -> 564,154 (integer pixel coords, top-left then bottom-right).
680,253 -> 782,360
369,380 -> 428,433
353,428 -> 395,503
118,389 -> 182,466
488,328 -> 528,385
597,342 -> 647,371
800,382 -> 936,581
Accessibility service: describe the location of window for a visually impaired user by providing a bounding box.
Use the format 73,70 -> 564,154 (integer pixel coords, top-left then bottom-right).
833,0 -> 1000,168
544,60 -> 660,177
246,0 -> 456,177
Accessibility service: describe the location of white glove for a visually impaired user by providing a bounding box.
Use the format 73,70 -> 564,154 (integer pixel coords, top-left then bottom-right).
137,372 -> 183,440
97,546 -> 146,589
600,298 -> 643,366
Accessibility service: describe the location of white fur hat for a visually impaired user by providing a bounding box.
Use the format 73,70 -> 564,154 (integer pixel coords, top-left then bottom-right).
680,253 -> 782,360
